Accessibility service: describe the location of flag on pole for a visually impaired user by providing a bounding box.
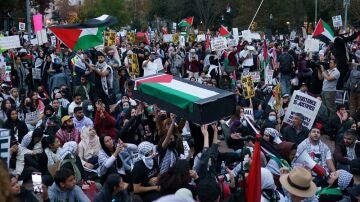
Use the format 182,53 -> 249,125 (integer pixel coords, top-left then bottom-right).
312,19 -> 335,43
49,14 -> 117,50
246,134 -> 261,202
178,16 -> 194,27
219,25 -> 230,37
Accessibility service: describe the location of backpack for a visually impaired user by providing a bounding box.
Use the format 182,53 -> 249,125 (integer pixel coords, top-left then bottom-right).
278,53 -> 294,74
346,68 -> 360,92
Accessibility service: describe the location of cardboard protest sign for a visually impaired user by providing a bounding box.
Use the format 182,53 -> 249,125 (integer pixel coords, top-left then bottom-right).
211,37 -> 227,51
0,129 -> 11,167
32,68 -> 42,79
163,34 -> 173,42
104,31 -> 116,46
232,28 -> 239,37
283,91 -> 322,130
50,35 -> 56,46
172,33 -> 179,44
0,35 -> 21,50
242,71 -> 260,83
179,36 -> 185,47
305,38 -> 320,52
244,107 -> 254,119
241,75 -> 255,99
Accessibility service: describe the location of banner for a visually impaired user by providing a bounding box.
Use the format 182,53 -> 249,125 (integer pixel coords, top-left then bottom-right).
241,75 -> 255,99
210,37 -> 227,51
104,31 -> 116,46
33,14 -> 43,32
242,71 -> 261,83
0,35 -> 21,50
19,22 -> 26,31
283,91 -> 322,130
0,129 -> 11,167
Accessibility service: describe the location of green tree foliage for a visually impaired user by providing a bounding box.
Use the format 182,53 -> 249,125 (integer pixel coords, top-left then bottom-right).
79,0 -> 130,27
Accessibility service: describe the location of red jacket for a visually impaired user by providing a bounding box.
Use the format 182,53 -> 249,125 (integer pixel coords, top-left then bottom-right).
94,110 -> 117,139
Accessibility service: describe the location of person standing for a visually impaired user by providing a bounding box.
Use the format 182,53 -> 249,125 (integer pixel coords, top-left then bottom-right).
277,46 -> 295,96
317,57 -> 340,116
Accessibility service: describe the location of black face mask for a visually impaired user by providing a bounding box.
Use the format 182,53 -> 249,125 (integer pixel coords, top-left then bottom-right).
45,113 -> 53,118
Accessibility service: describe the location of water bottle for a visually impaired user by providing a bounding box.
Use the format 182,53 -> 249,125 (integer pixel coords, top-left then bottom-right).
221,161 -> 226,174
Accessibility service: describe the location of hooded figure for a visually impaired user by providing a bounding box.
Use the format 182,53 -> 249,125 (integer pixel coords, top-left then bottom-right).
261,168 -> 285,202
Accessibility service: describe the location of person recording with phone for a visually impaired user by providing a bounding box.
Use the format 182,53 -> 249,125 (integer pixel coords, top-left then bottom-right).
142,53 -> 160,77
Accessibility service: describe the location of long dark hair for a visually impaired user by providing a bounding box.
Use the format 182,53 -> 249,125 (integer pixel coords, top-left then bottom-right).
6,108 -> 18,121
1,98 -> 13,111
158,159 -> 192,195
103,173 -> 122,195
28,127 -> 44,150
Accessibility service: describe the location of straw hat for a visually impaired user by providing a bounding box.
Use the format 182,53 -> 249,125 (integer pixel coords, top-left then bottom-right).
279,167 -> 317,198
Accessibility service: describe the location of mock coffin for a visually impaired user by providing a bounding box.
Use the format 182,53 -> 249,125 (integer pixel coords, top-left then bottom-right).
133,74 -> 236,124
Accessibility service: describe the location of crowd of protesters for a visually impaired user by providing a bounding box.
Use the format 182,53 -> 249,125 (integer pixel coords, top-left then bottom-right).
0,26 -> 359,202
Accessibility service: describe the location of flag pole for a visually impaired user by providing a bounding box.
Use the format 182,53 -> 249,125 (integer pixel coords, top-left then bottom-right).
248,0 -> 265,30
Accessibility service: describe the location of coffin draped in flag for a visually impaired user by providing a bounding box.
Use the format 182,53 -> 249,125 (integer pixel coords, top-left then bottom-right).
134,74 -> 236,124
49,15 -> 117,50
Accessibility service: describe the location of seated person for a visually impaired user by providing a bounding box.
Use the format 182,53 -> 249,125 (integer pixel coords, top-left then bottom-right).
282,112 -> 309,145
328,104 -> 353,142
333,129 -> 360,171
78,126 -> 101,170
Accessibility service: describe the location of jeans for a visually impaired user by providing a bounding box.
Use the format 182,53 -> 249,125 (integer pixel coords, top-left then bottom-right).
280,73 -> 291,96
321,91 -> 336,116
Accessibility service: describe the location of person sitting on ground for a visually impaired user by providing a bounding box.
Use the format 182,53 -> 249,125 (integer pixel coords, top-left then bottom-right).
333,129 -> 360,171
328,104 -> 353,142
56,115 -> 81,146
72,106 -> 94,131
78,126 -> 101,171
48,168 -> 90,202
68,93 -> 83,117
282,112 -> 309,145
94,173 -> 129,202
42,135 -> 61,177
261,167 -> 285,202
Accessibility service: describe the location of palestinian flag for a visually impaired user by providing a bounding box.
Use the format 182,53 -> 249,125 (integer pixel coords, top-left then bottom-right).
135,74 -> 219,112
49,15 -> 117,50
312,19 -> 335,43
219,25 -> 230,37
178,16 -> 194,27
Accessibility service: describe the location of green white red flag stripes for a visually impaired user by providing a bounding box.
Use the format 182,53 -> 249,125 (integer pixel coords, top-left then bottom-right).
312,19 -> 335,43
49,15 -> 117,50
135,74 -> 219,112
178,16 -> 194,27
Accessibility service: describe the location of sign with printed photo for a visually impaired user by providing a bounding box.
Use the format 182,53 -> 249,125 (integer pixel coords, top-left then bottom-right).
283,91 -> 322,130
241,75 -> 255,99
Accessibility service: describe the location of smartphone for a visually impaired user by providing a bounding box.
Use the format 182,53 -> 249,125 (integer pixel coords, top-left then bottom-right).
31,172 -> 43,193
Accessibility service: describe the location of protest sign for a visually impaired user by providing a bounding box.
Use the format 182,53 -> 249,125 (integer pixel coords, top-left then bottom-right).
283,91 -> 322,130
0,129 -> 11,167
196,34 -> 206,42
179,36 -> 185,47
4,66 -> 11,82
19,22 -> 26,31
290,31 -> 296,40
33,14 -> 43,32
154,58 -> 164,72
227,38 -> 237,47
304,38 -> 320,52
244,107 -> 254,119
172,33 -> 179,44
32,68 -> 41,79
50,35 -> 56,46
232,28 -> 239,37
211,37 -> 227,51
265,66 -> 274,85
0,35 -> 21,50
35,29 -> 48,45
273,83 -> 282,112
104,31 -> 116,46
242,71 -> 261,83
188,33 -> 196,43
163,34 -> 173,42
332,15 -> 343,28
241,75 -> 255,99
25,111 -> 39,125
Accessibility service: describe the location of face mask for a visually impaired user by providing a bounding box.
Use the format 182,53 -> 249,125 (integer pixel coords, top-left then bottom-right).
45,113 -> 53,118
268,115 -> 276,122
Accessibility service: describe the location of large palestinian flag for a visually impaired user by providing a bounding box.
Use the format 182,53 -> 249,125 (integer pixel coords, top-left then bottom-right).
312,19 -> 335,43
49,15 -> 117,50
133,74 -> 235,124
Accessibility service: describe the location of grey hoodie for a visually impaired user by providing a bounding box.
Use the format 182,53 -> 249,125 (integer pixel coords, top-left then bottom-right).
48,183 -> 90,202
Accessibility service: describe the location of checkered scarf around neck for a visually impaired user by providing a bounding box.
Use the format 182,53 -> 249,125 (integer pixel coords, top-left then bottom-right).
337,169 -> 353,190
300,138 -> 328,170
136,141 -> 155,169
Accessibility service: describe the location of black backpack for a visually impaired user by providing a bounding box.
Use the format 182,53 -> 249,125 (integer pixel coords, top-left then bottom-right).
279,53 -> 294,74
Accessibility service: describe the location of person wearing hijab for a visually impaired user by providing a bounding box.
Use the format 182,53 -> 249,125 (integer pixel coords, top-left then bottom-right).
78,126 -> 101,170
132,141 -> 161,202
261,168 -> 285,202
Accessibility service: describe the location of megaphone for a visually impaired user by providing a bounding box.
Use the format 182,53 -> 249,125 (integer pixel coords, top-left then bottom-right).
293,150 -> 327,177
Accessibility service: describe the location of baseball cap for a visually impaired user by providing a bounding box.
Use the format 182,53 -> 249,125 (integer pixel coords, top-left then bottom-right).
61,115 -> 71,125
